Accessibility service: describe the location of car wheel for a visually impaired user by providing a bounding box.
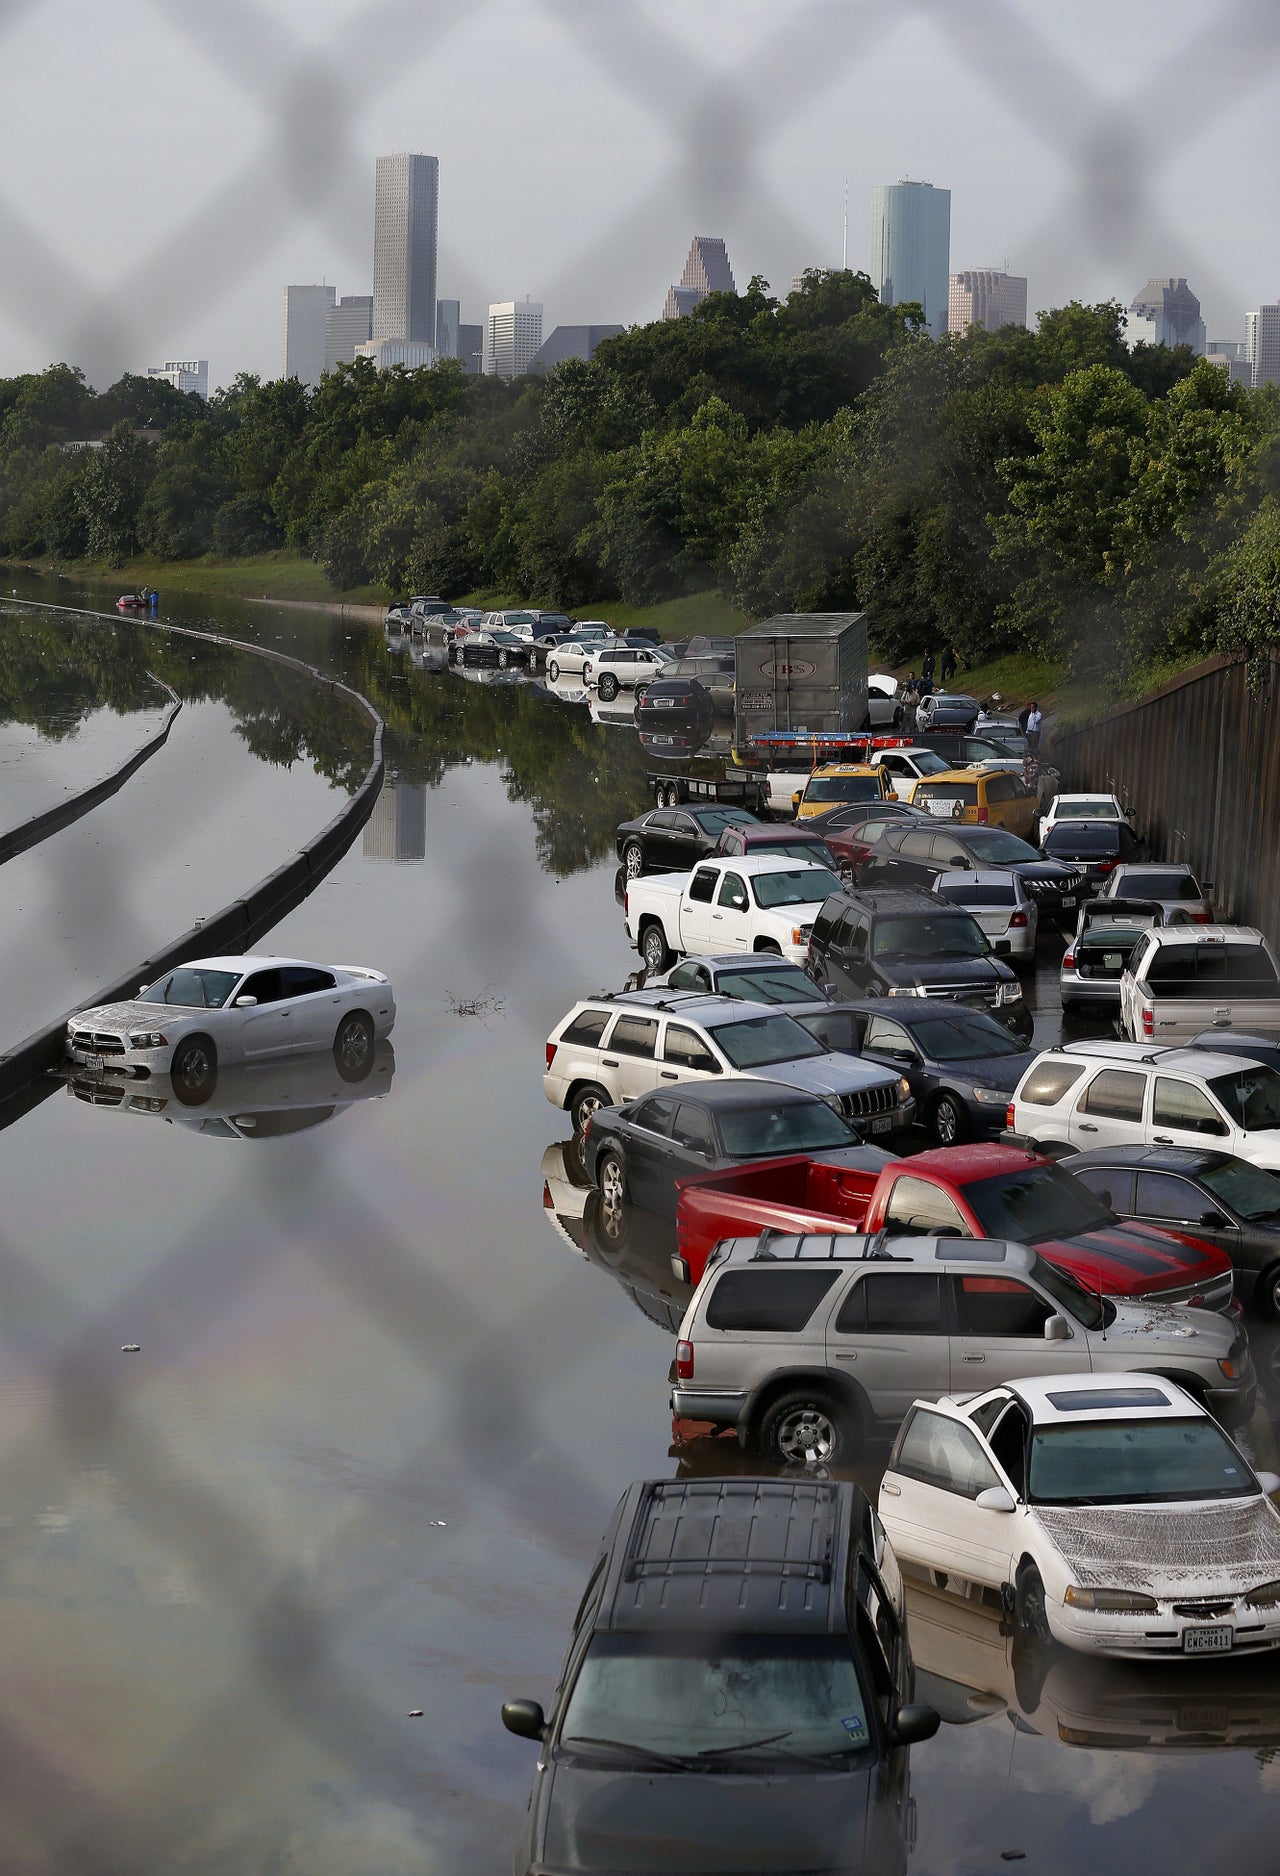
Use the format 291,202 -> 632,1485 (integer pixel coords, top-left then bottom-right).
760,1391 -> 856,1467
570,1082 -> 610,1134
635,683 -> 648,703
662,783 -> 681,808
623,840 -> 645,879
641,924 -> 671,974
755,940 -> 782,955
892,706 -> 903,728
597,1150 -> 627,1226
170,1034 -> 217,1106
333,1011 -> 375,1081
547,659 -> 560,682
598,673 -> 620,701
930,1092 -> 967,1146
1259,1264 -> 1280,1320
1014,1564 -> 1052,1646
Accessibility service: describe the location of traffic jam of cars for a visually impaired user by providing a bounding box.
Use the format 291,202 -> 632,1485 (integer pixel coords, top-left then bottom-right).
519,636 -> 1280,1859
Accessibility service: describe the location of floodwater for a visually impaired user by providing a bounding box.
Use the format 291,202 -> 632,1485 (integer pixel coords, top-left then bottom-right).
1,568 -> 1279,1875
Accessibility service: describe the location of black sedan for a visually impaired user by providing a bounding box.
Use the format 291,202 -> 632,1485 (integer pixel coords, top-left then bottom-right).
790,998 -> 1034,1146
1040,818 -> 1145,891
1066,1144 -> 1280,1316
615,804 -> 757,878
635,675 -> 714,729
858,821 -> 1085,922
582,1079 -> 894,1220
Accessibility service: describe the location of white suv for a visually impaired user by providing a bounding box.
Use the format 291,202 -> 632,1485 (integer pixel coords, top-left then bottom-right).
582,643 -> 674,701
1007,1040 -> 1280,1171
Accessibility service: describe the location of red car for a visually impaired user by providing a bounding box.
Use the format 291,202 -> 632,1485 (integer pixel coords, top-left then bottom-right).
675,1142 -> 1236,1313
816,805 -> 934,884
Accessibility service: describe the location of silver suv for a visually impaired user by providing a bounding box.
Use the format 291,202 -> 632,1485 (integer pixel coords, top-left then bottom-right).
543,989 -> 915,1135
670,1233 -> 1255,1464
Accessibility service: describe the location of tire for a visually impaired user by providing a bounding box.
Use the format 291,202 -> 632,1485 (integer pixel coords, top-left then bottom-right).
641,923 -> 671,974
635,683 -> 648,704
759,1390 -> 857,1467
547,659 -> 560,682
754,940 -> 782,955
334,1011 -> 375,1082
570,1082 -> 610,1134
662,783 -> 681,808
930,1092 -> 968,1147
1014,1564 -> 1052,1646
1258,1264 -> 1280,1321
892,706 -> 903,728
598,673 -> 619,701
170,1034 -> 217,1106
623,840 -> 646,879
596,1150 -> 627,1232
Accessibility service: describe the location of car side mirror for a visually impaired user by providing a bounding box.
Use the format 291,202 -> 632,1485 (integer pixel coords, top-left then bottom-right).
1202,881 -> 1214,894
670,1254 -> 691,1284
1199,1209 -> 1229,1229
138,984 -> 149,995
792,792 -> 802,809
975,1486 -> 1016,1514
1257,1471 -> 1280,1498
949,855 -> 968,868
889,1703 -> 940,1748
1044,1314 -> 1070,1342
502,1699 -> 547,1741
234,996 -> 258,1008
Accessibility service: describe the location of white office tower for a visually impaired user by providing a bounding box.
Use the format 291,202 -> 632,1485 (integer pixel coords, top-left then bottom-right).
325,295 -> 373,371
373,153 -> 439,346
1128,278 -> 1206,354
353,339 -> 438,371
1245,305 -> 1280,387
870,180 -> 951,340
283,285 -> 336,387
486,301 -> 544,379
147,359 -> 209,398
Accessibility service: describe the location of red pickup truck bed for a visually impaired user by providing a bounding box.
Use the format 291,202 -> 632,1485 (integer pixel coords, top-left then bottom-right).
676,1154 -> 880,1283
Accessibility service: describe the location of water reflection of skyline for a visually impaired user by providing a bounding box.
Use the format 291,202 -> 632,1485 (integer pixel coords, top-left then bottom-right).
363,778 -> 427,864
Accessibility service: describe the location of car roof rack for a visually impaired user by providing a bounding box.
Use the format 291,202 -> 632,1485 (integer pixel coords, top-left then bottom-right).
749,1227 -> 908,1264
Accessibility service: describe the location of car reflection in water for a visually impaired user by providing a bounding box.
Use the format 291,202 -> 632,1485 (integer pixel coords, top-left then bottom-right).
906,1572 -> 1280,1751
408,640 -> 449,674
542,1144 -> 690,1333
66,1043 -> 395,1138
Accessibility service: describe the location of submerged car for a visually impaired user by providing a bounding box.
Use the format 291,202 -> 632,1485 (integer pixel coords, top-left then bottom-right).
878,1373 -> 1280,1660
66,956 -> 396,1103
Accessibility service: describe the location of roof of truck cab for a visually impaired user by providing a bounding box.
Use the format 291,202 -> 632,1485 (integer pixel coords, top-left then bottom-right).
879,1142 -> 1046,1183
704,853 -> 839,875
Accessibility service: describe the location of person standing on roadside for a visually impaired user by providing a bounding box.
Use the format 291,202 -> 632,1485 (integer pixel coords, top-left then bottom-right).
1026,701 -> 1043,752
1017,701 -> 1031,734
901,672 -> 919,733
921,650 -> 935,687
939,645 -> 957,685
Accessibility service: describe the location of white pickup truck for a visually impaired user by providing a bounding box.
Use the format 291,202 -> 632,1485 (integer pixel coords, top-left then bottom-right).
624,854 -> 843,975
1120,925 -> 1280,1043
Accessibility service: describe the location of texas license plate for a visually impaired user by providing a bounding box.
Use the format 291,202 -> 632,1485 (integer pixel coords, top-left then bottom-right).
1183,1627 -> 1233,1653
650,734 -> 674,746
870,1116 -> 893,1135
79,1052 -> 105,1074
1062,896 -> 1077,908
652,696 -> 674,707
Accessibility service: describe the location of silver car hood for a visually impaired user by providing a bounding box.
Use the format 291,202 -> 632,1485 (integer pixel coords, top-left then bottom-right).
1102,1297 -> 1235,1356
69,1000 -> 183,1033
749,1052 -> 897,1097
1036,1496 -> 1280,1597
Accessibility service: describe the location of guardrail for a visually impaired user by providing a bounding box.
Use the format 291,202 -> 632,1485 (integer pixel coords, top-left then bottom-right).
0,600 -> 384,1113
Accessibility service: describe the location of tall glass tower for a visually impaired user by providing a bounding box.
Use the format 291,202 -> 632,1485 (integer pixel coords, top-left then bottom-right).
373,154 -> 439,347
870,180 -> 951,340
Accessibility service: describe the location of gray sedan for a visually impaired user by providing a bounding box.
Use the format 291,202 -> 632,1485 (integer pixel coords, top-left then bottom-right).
1098,862 -> 1215,923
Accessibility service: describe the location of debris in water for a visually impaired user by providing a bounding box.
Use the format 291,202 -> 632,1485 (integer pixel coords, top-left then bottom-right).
445,989 -> 505,1024
121,1344 -> 141,1353
408,1709 -> 424,1718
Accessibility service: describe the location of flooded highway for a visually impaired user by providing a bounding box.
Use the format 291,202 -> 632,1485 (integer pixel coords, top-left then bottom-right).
2,569 -> 1279,1875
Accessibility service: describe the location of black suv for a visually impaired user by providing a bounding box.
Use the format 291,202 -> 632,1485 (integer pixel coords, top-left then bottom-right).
807,888 -> 1033,1039
858,821 -> 1084,923
502,1477 -> 937,1876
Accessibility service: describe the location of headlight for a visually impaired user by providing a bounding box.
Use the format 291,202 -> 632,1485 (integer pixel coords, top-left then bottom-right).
822,1094 -> 844,1114
1246,1580 -> 1280,1608
128,1031 -> 168,1049
898,1077 -> 911,1100
1064,1586 -> 1159,1613
972,1086 -> 1007,1105
999,981 -> 1023,1004
791,926 -> 812,946
886,986 -> 917,997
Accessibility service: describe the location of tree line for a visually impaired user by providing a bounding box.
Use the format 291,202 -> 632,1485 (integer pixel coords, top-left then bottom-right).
2,274 -> 1278,677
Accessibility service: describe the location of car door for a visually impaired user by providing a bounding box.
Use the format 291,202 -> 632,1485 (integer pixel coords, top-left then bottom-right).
665,813 -> 705,871
948,1272 -> 1084,1392
600,1014 -> 663,1101
277,964 -> 341,1050
1133,1169 -> 1241,1260
709,869 -> 753,953
829,910 -> 873,996
829,1270 -> 951,1427
1149,1076 -> 1234,1152
619,1094 -> 682,1209
658,1020 -> 723,1092
680,865 -> 720,952
861,1014 -> 928,1107
667,1099 -> 721,1194
235,967 -> 295,1059
1067,1067 -> 1149,1149
880,1404 -> 1015,1587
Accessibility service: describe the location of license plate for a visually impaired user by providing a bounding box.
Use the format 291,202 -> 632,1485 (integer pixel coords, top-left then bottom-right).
79,1052 -> 105,1074
1183,1627 -> 1233,1653
652,696 -> 674,707
870,1115 -> 893,1134
650,734 -> 674,746
1104,951 -> 1122,969
1062,896 -> 1077,908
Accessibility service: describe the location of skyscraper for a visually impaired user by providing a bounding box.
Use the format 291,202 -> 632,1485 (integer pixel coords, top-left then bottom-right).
486,301 -> 543,379
530,325 -> 624,372
948,270 -> 1027,334
436,298 -> 460,359
662,236 -> 736,319
325,294 -> 373,372
1128,278 -> 1206,354
1246,304 -> 1280,387
870,181 -> 951,340
457,324 -> 484,376
283,284 -> 336,387
373,153 -> 439,347
147,359 -> 209,398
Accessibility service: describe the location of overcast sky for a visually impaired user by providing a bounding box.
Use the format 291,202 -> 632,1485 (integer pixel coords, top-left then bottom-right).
0,0 -> 1277,390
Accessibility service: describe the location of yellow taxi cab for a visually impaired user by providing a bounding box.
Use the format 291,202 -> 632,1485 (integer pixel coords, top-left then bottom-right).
791,763 -> 893,820
908,767 -> 1038,837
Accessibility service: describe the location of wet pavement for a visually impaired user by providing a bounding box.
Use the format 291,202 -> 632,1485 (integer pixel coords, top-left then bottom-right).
1,568 -> 1279,1874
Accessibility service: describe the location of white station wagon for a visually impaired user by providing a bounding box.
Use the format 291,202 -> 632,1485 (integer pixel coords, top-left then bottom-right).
66,955 -> 396,1103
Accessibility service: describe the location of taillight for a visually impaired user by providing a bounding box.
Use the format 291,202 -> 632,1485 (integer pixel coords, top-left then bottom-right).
1062,951 -> 1075,971
676,1340 -> 694,1380
976,807 -> 989,823
1006,1102 -> 1016,1129
1194,912 -> 1211,924
1010,912 -> 1028,928
545,1041 -> 557,1069
1142,1007 -> 1154,1037
542,1181 -> 553,1208
1097,860 -> 1115,874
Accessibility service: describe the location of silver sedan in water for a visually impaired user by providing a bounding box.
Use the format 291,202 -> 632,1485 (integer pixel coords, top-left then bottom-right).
66,955 -> 396,1102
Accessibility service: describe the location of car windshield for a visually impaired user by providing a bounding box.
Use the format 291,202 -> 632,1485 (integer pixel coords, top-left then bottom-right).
1045,826 -> 1118,856
873,914 -> 989,961
1125,871 -> 1202,899
1028,1419 -> 1256,1506
1209,1066 -> 1280,1131
909,752 -> 950,775
983,732 -> 1030,756
963,830 -> 1038,863
916,782 -> 978,808
1029,1254 -> 1108,1330
806,775 -> 883,803
1058,799 -> 1119,820
913,1013 -> 1027,1060
559,1632 -> 874,1765
752,868 -> 842,909
964,1166 -> 1115,1244
715,965 -> 820,1004
138,968 -> 239,1009
714,1014 -> 825,1068
1199,1158 -> 1280,1222
720,1100 -> 856,1157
